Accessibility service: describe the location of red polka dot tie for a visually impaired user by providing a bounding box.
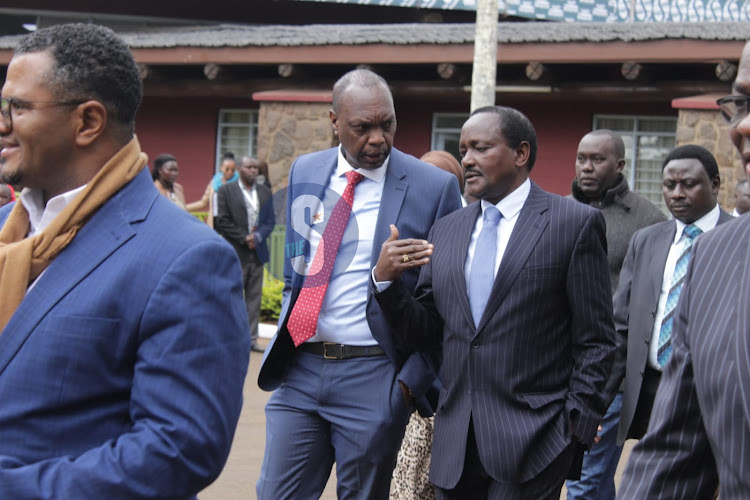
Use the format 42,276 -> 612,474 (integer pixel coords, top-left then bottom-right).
287,170 -> 364,347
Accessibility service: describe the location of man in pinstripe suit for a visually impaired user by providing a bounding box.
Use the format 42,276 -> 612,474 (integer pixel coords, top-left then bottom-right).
374,106 -> 616,499
617,41 -> 750,499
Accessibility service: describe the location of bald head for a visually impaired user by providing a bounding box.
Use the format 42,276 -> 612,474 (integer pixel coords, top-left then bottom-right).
331,69 -> 392,114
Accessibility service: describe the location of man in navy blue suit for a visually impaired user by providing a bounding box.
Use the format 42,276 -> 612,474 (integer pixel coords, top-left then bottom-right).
375,106 -> 616,499
0,24 -> 249,499
256,69 -> 462,499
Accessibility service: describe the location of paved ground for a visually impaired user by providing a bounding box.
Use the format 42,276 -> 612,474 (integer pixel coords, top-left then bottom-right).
199,329 -> 633,500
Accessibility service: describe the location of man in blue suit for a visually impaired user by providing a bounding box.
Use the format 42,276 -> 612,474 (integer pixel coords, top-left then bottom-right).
256,69 -> 462,499
0,24 -> 250,499
374,106 -> 616,499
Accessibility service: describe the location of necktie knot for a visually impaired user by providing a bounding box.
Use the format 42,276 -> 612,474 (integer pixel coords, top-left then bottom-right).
483,206 -> 502,225
346,170 -> 365,186
683,224 -> 701,240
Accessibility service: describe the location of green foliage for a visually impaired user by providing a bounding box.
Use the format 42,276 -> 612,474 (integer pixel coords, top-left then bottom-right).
261,269 -> 284,322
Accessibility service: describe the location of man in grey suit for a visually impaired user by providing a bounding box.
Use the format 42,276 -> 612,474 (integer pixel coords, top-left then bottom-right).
215,156 -> 275,353
375,106 -> 616,499
617,41 -> 750,494
610,144 -> 731,453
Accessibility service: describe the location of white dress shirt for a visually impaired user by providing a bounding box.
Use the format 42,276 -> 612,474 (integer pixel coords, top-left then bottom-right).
649,204 -> 721,369
374,179 -> 531,298
464,179 -> 530,283
20,185 -> 87,291
304,147 -> 389,346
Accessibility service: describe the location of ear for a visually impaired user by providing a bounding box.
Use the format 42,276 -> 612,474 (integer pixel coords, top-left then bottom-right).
73,100 -> 107,147
514,141 -> 531,169
329,109 -> 338,135
712,175 -> 721,195
616,158 -> 626,173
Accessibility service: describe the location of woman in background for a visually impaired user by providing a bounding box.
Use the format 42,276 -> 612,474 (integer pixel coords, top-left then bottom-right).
186,152 -> 239,227
152,153 -> 186,210
390,150 -> 465,500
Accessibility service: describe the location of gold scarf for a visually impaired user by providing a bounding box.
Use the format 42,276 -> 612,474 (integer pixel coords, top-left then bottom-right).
0,136 -> 147,333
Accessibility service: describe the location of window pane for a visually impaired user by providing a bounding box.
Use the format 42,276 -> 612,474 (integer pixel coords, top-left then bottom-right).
216,109 -> 258,172
435,114 -> 468,130
637,118 -> 677,133
596,117 -> 634,131
221,111 -> 253,124
635,134 -> 675,212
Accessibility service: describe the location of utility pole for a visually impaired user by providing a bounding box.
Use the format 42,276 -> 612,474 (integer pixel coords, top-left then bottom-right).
470,0 -> 499,112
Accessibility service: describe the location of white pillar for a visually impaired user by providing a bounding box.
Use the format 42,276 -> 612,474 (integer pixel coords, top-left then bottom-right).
470,0 -> 499,112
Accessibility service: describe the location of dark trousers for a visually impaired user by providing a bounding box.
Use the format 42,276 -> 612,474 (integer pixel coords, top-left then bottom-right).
241,252 -> 263,343
436,419 -> 579,500
628,366 -> 661,440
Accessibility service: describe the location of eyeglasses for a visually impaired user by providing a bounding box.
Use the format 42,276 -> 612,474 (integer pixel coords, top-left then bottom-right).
0,97 -> 87,131
716,95 -> 750,127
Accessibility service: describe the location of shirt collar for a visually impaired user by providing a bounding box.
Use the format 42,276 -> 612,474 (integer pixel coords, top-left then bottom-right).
336,146 -> 388,184
239,179 -> 256,194
480,178 -> 531,220
673,203 -> 720,244
20,185 -> 87,235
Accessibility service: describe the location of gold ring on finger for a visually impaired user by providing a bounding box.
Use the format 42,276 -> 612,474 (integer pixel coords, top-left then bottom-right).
402,254 -> 411,263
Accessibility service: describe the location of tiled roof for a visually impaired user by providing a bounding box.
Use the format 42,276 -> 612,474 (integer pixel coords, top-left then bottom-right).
0,22 -> 746,50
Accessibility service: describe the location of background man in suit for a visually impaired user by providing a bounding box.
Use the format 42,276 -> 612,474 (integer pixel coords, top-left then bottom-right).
0,24 -> 249,499
610,144 -> 730,452
617,41 -> 750,498
733,178 -> 750,215
256,69 -> 462,499
374,106 -> 616,499
215,155 -> 275,353
567,130 -> 666,500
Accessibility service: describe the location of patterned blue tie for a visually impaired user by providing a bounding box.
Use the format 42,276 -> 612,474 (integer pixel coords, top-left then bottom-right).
657,224 -> 702,368
469,206 -> 502,328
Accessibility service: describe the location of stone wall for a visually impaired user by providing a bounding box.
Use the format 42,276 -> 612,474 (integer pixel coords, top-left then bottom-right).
675,108 -> 744,210
255,101 -> 338,192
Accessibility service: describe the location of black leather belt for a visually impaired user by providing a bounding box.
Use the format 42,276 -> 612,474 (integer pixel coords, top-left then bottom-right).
298,342 -> 385,360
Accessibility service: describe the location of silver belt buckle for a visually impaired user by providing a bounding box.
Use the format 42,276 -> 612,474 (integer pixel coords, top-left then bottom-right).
323,342 -> 343,359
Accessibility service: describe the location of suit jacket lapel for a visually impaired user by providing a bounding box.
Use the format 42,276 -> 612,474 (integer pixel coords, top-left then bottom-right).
290,151 -> 337,290
649,222 -> 676,302
371,152 -> 407,265
230,182 -> 249,230
476,183 -> 549,333
0,169 -> 152,376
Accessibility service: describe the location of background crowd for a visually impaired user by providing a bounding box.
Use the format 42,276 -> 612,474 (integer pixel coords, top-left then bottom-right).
1,21 -> 750,500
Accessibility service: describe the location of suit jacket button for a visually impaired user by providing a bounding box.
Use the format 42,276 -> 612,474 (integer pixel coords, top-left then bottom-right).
471,340 -> 479,349
644,339 -> 649,344
640,369 -> 644,376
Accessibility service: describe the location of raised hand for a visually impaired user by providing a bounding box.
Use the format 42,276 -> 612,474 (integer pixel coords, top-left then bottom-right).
373,224 -> 434,282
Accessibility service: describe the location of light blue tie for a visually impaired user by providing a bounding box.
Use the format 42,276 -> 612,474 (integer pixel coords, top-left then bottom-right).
469,206 -> 502,328
657,223 -> 702,367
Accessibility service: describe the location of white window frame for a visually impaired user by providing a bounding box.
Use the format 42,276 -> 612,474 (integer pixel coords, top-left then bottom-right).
215,108 -> 259,172
431,112 -> 469,155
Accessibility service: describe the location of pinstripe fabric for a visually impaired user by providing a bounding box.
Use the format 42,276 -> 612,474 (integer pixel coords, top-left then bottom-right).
376,182 -> 616,490
618,214 -> 750,499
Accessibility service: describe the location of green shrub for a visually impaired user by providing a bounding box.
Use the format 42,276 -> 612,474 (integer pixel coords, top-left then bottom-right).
261,269 -> 284,322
